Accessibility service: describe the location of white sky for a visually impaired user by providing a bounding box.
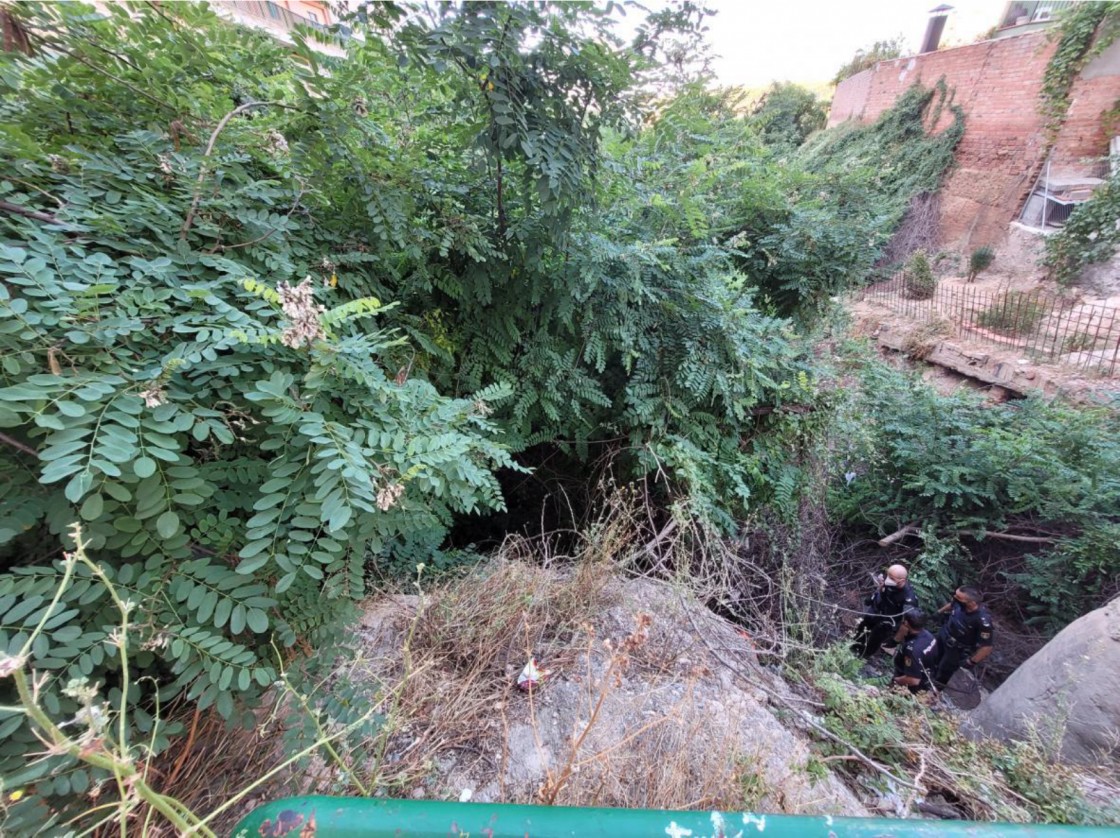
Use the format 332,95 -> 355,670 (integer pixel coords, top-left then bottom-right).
640,0 -> 1009,88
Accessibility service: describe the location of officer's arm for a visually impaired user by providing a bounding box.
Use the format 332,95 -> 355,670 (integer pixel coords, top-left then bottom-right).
937,600 -> 952,614
968,620 -> 994,665
970,646 -> 993,664
892,648 -> 923,687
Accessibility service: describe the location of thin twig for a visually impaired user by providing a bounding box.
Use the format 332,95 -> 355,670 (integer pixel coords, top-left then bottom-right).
207,184 -> 307,253
4,177 -> 65,207
50,44 -> 179,114
179,101 -> 284,241
0,431 -> 39,458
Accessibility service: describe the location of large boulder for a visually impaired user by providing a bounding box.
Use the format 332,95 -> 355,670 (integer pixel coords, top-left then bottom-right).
965,597 -> 1120,764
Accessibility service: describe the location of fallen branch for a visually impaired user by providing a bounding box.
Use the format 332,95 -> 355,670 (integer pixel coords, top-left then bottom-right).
878,523 -> 919,547
0,200 -> 58,225
982,531 -> 1056,544
749,404 -> 815,417
633,519 -> 677,562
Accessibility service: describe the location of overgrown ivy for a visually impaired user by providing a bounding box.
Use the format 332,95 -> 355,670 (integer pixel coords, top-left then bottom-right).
1039,1 -> 1120,140
796,81 -> 964,276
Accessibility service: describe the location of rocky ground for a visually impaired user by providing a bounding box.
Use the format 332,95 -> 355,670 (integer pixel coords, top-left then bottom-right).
341,566 -> 868,816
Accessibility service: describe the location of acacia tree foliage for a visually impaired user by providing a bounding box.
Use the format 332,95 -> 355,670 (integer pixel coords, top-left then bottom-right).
748,82 -> 828,151
0,3 -> 533,826
831,357 -> 1120,632
0,2 -> 856,826
0,1 -> 982,828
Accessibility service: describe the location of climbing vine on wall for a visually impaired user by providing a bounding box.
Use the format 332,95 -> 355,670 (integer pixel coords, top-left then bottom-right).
1039,1 -> 1120,139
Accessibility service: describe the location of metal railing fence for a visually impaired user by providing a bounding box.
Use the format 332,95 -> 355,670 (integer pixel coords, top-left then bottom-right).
858,273 -> 1120,376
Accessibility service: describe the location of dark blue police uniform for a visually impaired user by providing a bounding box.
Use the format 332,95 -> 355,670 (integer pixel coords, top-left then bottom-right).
934,601 -> 993,685
893,629 -> 939,693
852,581 -> 919,659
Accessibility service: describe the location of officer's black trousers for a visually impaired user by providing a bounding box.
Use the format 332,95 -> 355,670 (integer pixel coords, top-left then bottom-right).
852,617 -> 895,660
934,642 -> 967,686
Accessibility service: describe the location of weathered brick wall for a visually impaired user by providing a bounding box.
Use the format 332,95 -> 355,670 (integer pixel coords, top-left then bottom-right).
828,32 -> 1120,251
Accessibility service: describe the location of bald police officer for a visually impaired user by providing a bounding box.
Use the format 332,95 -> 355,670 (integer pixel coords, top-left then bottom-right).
852,564 -> 919,659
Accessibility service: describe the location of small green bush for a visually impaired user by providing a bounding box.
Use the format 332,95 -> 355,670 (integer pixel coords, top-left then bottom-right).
904,250 -> 937,299
977,292 -> 1046,335
967,245 -> 995,282
1063,331 -> 1097,352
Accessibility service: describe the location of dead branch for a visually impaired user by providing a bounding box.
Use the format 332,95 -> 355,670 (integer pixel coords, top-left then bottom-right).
0,200 -> 59,225
180,101 -> 283,241
878,523 -> 919,547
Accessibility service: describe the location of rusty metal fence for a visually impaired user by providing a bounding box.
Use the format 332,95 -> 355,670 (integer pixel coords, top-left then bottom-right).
857,273 -> 1120,376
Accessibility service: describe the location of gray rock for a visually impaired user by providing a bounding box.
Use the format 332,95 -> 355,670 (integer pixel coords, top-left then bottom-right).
965,597 -> 1120,764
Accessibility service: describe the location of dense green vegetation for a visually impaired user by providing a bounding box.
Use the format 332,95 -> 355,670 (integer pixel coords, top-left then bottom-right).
1045,170 -> 1120,284
747,82 -> 828,152
830,354 -> 1120,632
831,36 -> 904,85
0,0 -> 1116,831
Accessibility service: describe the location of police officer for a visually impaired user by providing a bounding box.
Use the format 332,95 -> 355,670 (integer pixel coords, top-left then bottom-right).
933,585 -> 994,686
852,564 -> 919,659
891,609 -> 939,694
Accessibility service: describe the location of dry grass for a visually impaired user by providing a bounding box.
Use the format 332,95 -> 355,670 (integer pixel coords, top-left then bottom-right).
546,674 -> 744,811
149,487 -> 796,828
901,318 -> 953,360
142,485 -> 854,830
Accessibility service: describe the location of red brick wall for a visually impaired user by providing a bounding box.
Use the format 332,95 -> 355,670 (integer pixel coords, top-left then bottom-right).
828,32 -> 1120,251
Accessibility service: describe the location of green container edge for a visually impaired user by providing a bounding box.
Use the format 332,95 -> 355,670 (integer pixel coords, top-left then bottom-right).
230,795 -> 1119,837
